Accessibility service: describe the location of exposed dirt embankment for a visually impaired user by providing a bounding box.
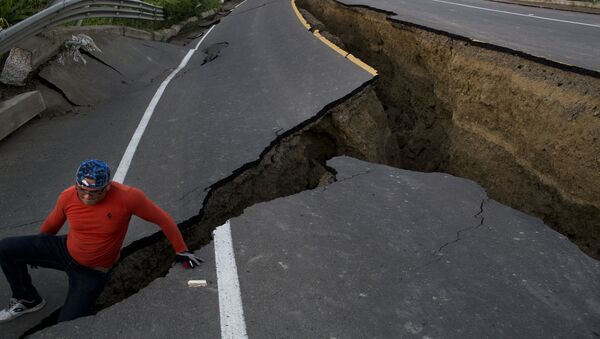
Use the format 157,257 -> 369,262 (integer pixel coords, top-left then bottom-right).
297,0 -> 600,259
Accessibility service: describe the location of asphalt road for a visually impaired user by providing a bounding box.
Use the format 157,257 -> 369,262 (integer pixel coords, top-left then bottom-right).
33,157 -> 600,338
1,0 -> 599,337
337,0 -> 600,72
0,0 -> 372,337
0,35 -> 190,339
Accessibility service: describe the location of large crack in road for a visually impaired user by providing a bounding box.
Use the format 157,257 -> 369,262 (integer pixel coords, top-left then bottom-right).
9,0 -> 600,336
297,0 -> 600,260
22,80 -> 388,336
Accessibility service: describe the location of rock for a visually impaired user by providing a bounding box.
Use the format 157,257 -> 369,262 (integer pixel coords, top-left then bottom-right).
1,35 -> 63,86
0,48 -> 34,86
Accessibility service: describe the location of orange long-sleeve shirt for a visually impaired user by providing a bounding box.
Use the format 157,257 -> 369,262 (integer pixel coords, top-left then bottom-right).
40,182 -> 187,269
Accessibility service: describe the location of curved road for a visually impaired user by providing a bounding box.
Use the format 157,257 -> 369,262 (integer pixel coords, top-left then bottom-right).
0,0 -> 599,338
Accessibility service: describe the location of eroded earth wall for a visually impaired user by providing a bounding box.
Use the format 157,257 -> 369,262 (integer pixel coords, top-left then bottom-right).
297,0 -> 600,259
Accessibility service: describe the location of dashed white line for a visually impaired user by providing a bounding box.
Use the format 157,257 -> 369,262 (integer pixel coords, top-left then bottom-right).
113,26 -> 215,183
430,0 -> 600,28
214,220 -> 249,339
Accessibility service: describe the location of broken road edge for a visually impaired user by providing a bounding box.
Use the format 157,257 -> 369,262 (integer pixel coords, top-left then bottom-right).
291,0 -> 378,76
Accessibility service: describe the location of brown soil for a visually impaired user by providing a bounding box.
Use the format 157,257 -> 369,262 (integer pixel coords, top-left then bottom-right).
297,0 -> 600,259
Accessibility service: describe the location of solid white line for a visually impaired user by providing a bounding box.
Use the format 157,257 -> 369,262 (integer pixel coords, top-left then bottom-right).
112,26 -> 215,183
430,0 -> 600,28
235,0 -> 248,9
214,220 -> 249,339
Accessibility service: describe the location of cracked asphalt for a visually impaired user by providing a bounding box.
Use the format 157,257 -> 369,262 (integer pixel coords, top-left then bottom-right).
227,156 -> 600,338
32,155 -> 600,338
0,0 -> 372,337
1,0 -> 599,337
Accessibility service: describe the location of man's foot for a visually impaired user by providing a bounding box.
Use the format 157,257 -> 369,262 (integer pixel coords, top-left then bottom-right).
0,297 -> 46,323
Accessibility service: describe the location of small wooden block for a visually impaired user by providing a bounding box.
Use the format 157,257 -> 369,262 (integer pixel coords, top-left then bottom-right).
188,280 -> 207,287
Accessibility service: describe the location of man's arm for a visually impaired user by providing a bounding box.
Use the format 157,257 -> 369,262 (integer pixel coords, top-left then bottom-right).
39,193 -> 67,234
128,188 -> 188,253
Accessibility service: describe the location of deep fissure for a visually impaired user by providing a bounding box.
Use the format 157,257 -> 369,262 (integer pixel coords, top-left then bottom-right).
19,1 -> 600,335
23,80 -> 389,336
297,0 -> 600,260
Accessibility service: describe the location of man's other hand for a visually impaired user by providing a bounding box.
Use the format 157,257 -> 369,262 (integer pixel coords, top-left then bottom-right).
175,251 -> 203,269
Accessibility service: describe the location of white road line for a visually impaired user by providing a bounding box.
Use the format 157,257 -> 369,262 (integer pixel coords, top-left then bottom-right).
113,25 -> 216,183
214,220 -> 249,339
235,0 -> 248,9
430,0 -> 600,28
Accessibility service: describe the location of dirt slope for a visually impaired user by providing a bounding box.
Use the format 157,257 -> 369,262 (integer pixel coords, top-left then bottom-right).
298,0 -> 600,259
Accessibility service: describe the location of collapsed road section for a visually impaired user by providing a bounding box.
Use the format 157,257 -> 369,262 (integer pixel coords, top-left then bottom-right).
26,81 -> 389,336
3,0 -> 600,336
297,0 -> 600,259
5,0 -> 377,335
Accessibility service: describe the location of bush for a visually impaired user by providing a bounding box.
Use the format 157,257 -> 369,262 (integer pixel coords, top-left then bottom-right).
147,0 -> 221,23
0,0 -> 48,28
197,0 -> 222,12
163,0 -> 199,22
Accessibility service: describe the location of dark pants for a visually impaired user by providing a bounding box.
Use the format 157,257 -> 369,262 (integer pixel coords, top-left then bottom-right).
0,234 -> 109,322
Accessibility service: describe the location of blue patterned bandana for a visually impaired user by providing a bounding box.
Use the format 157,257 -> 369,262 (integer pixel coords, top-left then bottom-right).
76,159 -> 111,188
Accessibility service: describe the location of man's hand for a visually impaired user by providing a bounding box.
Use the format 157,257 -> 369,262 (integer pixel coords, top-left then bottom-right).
175,251 -> 203,269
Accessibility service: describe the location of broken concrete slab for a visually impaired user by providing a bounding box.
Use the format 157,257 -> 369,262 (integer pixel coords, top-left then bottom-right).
38,32 -> 187,106
38,54 -> 128,107
36,83 -> 74,118
0,22 -> 187,87
0,91 -> 46,141
28,156 -> 600,338
229,156 -> 600,338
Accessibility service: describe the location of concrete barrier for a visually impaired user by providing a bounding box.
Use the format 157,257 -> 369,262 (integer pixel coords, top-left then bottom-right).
0,91 -> 46,141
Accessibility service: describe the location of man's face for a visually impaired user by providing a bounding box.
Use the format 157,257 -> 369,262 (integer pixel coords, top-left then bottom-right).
76,179 -> 110,205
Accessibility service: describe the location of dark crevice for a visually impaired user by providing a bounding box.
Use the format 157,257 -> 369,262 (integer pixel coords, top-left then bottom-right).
36,77 -> 80,107
20,309 -> 61,338
80,50 -> 126,78
297,0 -> 600,259
19,0 -> 600,335
97,79 -> 378,311
414,198 -> 489,271
22,79 -> 381,336
434,198 -> 488,256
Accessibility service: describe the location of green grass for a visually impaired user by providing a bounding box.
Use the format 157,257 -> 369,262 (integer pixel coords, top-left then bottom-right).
1,0 -> 49,28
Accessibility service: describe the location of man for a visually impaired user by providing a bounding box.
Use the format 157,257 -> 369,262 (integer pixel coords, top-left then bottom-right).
0,159 -> 202,323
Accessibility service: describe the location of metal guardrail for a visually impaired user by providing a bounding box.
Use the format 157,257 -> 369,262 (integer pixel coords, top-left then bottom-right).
0,0 -> 165,55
